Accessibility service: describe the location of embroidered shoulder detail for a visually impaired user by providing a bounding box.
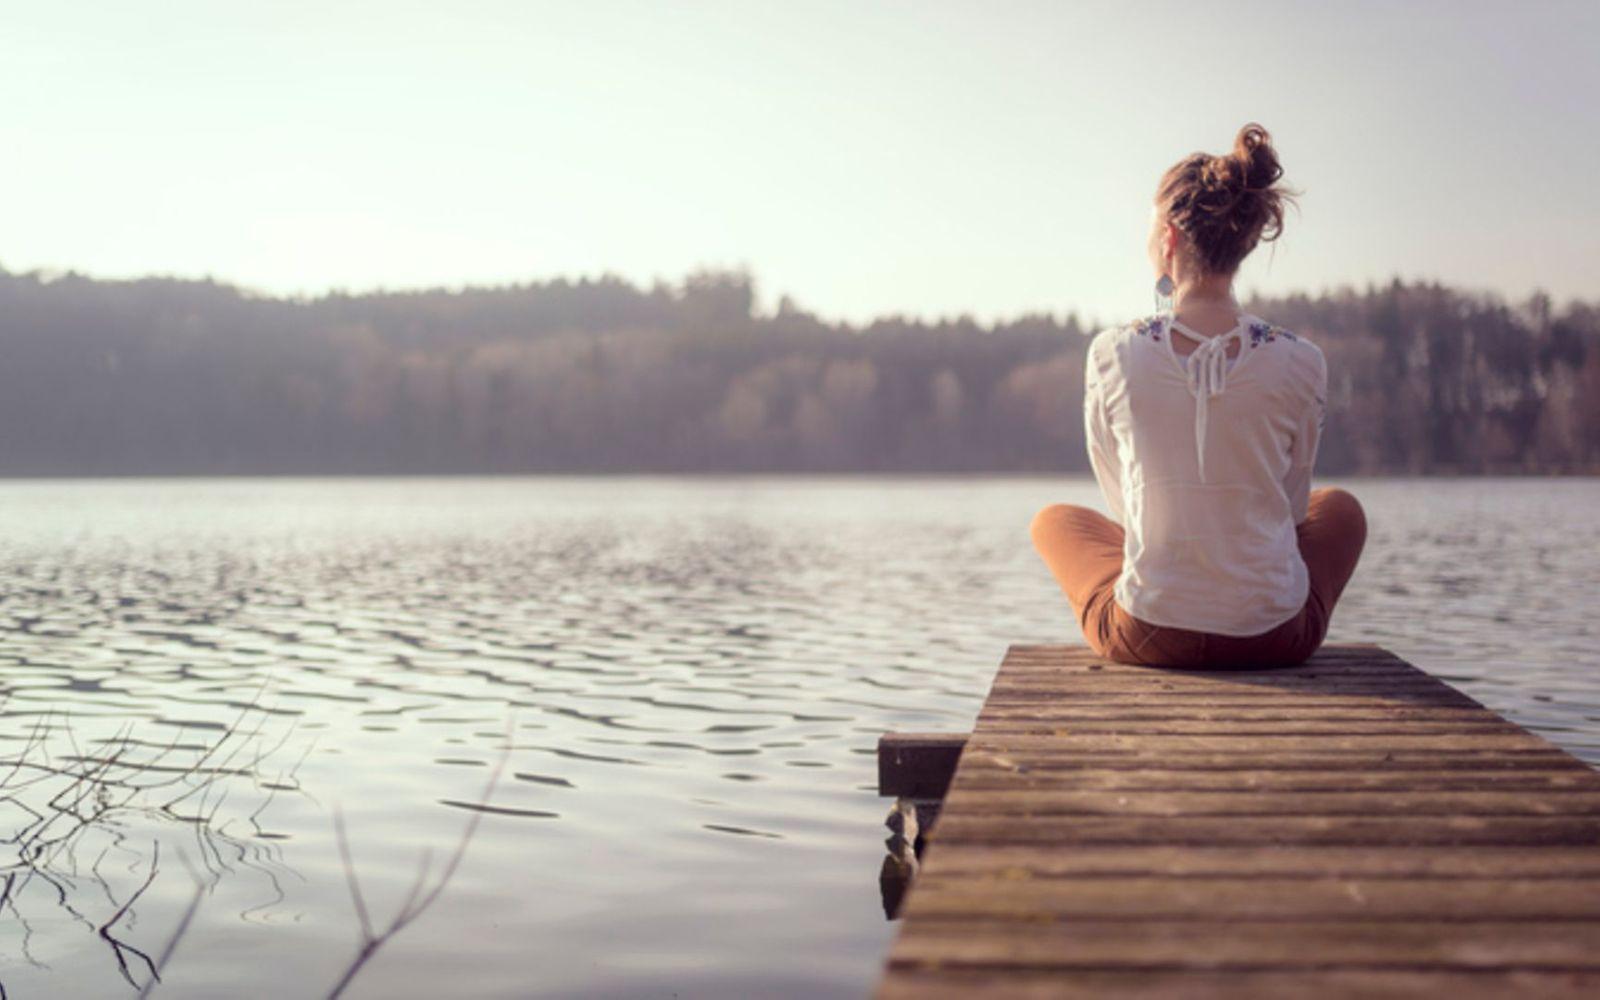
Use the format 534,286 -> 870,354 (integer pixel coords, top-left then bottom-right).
1131,314 -> 1165,343
1247,321 -> 1297,348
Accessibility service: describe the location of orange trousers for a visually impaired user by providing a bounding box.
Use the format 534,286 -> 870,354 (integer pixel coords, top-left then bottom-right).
1029,488 -> 1367,669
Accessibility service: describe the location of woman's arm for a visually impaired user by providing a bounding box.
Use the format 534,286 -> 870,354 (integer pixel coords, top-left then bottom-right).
1084,351 -> 1126,524
1284,348 -> 1328,525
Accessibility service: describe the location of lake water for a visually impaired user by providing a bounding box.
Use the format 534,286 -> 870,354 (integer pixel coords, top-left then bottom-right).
1,476 -> 1596,999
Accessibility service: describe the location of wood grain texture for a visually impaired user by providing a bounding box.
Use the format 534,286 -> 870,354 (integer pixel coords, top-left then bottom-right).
876,644 -> 1600,998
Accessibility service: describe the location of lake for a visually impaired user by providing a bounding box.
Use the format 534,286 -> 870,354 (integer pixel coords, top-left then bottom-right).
1,476 -> 1596,998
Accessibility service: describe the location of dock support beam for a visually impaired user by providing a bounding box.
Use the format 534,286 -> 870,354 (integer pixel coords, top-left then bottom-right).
877,732 -> 969,919
877,731 -> 968,799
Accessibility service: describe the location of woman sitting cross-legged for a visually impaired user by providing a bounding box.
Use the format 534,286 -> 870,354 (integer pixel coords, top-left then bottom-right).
1031,123 -> 1366,669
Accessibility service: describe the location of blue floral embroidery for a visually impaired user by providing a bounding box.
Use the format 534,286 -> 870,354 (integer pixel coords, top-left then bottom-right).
1246,321 -> 1300,347
1133,316 -> 1163,342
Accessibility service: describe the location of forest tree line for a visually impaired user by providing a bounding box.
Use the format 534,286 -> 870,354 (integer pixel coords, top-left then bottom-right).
0,266 -> 1595,476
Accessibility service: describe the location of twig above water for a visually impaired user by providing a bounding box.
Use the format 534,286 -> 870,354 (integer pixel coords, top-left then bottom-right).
97,840 -> 162,990
325,724 -> 513,1000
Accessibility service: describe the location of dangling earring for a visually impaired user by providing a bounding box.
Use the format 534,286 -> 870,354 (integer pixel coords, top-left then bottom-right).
1154,273 -> 1175,312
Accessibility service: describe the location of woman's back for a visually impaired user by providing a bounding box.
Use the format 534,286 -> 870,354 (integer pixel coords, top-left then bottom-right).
1030,122 -> 1363,669
1084,311 -> 1326,636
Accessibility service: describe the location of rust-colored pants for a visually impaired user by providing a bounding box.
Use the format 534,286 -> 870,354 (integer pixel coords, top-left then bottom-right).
1029,488 -> 1367,669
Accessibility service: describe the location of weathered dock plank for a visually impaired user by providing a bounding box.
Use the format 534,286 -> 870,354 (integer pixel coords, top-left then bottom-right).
879,969 -> 1600,1000
877,643 -> 1600,997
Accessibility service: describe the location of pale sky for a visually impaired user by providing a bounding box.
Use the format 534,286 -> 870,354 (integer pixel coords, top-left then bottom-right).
2,0 -> 1595,325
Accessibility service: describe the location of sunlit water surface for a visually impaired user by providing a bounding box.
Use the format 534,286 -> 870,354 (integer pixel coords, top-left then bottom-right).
0,477 -> 1596,999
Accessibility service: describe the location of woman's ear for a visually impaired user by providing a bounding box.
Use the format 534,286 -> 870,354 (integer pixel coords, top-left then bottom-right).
1161,221 -> 1187,277
1163,221 -> 1181,261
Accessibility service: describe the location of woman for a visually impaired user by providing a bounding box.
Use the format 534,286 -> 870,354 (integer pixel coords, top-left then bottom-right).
1030,123 -> 1365,669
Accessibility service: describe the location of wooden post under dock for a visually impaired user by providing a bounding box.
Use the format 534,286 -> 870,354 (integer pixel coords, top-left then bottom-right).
875,643 -> 1600,998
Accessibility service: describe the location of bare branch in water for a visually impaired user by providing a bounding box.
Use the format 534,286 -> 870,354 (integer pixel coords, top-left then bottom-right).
97,840 -> 162,989
0,691 -> 300,993
333,807 -> 375,943
137,847 -> 208,1000
324,723 -> 513,1000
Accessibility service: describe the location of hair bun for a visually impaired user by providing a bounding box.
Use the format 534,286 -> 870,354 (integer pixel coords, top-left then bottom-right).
1232,122 -> 1283,192
1154,122 -> 1298,274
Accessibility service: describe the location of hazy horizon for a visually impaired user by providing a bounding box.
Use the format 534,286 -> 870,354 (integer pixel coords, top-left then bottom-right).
3,270 -> 1593,477
4,0 -> 1596,325
2,259 -> 1584,331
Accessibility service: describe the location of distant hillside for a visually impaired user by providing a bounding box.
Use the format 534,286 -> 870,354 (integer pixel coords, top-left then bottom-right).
0,267 -> 1594,475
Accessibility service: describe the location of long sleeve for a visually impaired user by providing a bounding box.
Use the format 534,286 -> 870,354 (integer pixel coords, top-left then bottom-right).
1283,347 -> 1327,525
1084,352 -> 1126,524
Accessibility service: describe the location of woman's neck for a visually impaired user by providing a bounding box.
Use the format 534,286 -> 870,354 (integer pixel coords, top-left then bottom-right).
1172,274 -> 1241,336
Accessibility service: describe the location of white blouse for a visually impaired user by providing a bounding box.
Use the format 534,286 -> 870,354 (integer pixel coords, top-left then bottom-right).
1083,311 -> 1327,637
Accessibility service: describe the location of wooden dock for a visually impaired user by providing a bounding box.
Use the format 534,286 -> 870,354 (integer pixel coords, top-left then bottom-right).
876,643 -> 1600,998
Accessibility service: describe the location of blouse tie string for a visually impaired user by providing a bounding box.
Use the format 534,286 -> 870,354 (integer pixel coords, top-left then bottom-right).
1170,319 -> 1243,484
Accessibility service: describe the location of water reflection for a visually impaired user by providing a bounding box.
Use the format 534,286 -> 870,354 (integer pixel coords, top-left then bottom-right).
0,476 -> 1594,998
878,798 -> 924,921
0,699 -> 300,992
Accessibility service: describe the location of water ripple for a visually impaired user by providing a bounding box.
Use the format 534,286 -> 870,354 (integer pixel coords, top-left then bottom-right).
0,475 -> 1594,998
